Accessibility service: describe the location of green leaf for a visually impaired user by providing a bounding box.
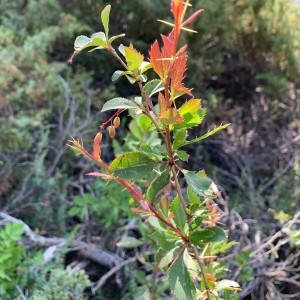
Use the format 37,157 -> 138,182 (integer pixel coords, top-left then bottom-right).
6,222 -> 24,241
173,99 -> 203,130
117,236 -> 144,248
187,187 -> 201,206
109,152 -> 157,180
150,231 -> 178,250
68,207 -> 82,217
101,5 -> 111,38
148,221 -> 180,250
173,129 -> 187,150
101,97 -> 139,112
210,241 -> 238,255
147,216 -> 166,232
171,196 -> 186,232
140,61 -> 152,74
118,44 -> 125,56
138,74 -> 147,82
125,74 -> 137,84
74,195 -> 85,206
176,150 -> 189,162
140,144 -> 166,160
189,209 -> 208,230
157,245 -> 181,269
216,279 -> 241,291
136,114 -> 154,132
0,252 -> 12,264
181,124 -> 230,147
189,227 -> 226,246
143,79 -> 164,97
183,250 -> 200,280
108,33 -> 126,44
182,170 -> 212,198
91,32 -> 106,39
124,45 -> 144,71
74,35 -> 91,50
168,248 -> 196,300
147,170 -> 170,204
112,70 -> 129,82
74,35 -> 106,52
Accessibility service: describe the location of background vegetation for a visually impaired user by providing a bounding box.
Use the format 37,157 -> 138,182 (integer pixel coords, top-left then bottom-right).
0,0 -> 299,299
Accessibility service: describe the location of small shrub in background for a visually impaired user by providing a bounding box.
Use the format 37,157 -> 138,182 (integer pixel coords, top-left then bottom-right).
0,221 -> 90,299
31,268 -> 90,300
0,222 -> 24,298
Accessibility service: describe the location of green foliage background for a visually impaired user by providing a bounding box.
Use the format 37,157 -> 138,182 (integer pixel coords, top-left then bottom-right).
0,0 -> 299,299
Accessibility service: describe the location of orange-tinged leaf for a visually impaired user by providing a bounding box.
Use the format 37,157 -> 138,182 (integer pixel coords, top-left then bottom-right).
131,207 -> 151,214
161,34 -> 174,57
93,132 -> 102,160
170,45 -> 192,97
172,99 -> 202,130
149,34 -> 174,81
182,9 -> 204,26
169,212 -> 175,219
160,196 -> 170,215
158,92 -> 169,113
160,108 -> 183,125
206,273 -> 216,283
149,41 -> 163,77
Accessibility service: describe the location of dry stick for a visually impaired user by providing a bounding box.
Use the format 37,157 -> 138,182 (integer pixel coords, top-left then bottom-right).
92,256 -> 137,292
0,211 -> 120,269
192,246 -> 212,300
259,149 -> 300,194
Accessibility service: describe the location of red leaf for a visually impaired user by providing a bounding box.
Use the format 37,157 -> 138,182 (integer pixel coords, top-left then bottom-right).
149,34 -> 175,81
170,45 -> 192,97
182,9 -> 204,26
158,92 -> 169,113
149,41 -> 163,78
171,0 -> 185,22
161,34 -> 174,57
93,132 -> 102,160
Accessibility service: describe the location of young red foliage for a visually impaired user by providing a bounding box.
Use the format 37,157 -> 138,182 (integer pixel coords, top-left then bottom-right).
149,34 -> 174,82
170,45 -> 192,97
93,132 -> 102,161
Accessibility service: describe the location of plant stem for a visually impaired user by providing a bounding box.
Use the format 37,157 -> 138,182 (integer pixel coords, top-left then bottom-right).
148,204 -> 189,243
192,246 -> 212,300
171,165 -> 191,218
108,47 -> 129,71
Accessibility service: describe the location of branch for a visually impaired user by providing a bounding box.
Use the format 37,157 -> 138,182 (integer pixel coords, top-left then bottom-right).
0,211 -> 121,269
92,256 -> 137,292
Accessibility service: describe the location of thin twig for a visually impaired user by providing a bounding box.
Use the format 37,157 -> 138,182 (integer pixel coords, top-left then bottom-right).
92,256 -> 137,292
192,246 -> 212,300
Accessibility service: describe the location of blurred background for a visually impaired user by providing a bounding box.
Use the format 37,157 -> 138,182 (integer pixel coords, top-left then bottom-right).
0,0 -> 299,299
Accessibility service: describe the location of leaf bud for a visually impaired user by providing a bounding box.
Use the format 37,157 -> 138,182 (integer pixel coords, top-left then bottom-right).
113,116 -> 121,128
93,132 -> 102,160
108,125 -> 116,138
94,132 -> 103,144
